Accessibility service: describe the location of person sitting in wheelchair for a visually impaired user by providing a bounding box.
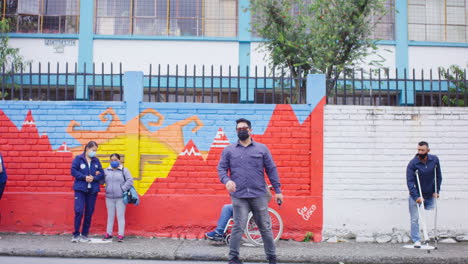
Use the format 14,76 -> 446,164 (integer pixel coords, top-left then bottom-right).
205,204 -> 233,241
205,187 -> 273,241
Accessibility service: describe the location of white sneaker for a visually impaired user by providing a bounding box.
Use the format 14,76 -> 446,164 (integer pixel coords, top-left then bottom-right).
414,241 -> 421,248
71,236 -> 80,243
79,236 -> 91,243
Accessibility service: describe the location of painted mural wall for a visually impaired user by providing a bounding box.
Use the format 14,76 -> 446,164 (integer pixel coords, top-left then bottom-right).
0,100 -> 324,242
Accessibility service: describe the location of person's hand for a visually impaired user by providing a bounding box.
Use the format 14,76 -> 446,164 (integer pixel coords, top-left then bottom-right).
86,175 -> 94,183
416,197 -> 423,204
225,180 -> 236,193
433,193 -> 439,198
275,193 -> 284,204
95,171 -> 101,175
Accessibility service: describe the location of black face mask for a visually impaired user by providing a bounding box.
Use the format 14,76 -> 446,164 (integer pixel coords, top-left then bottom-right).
237,130 -> 249,141
418,153 -> 428,159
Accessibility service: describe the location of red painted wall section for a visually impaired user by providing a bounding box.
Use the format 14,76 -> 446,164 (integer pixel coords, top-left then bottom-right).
0,101 -> 324,242
0,110 -> 74,192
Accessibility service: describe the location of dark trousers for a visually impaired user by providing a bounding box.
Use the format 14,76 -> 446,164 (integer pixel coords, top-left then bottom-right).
73,190 -> 98,237
0,182 -> 5,200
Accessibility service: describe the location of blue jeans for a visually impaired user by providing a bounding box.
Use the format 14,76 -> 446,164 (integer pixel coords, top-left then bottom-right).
408,196 -> 434,242
230,196 -> 275,261
215,204 -> 233,234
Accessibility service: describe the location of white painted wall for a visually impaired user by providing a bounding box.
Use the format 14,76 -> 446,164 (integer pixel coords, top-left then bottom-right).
409,46 -> 468,72
93,40 -> 239,74
9,38 -> 78,71
324,105 -> 468,237
250,42 -> 270,70
250,43 -> 396,76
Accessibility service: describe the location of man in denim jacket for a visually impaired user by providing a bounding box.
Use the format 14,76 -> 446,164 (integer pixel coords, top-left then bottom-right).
0,152 -> 7,200
406,141 -> 442,248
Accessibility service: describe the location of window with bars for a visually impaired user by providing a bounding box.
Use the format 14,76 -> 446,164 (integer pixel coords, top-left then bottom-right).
95,0 -> 238,37
0,0 -> 79,33
409,0 -> 468,42
369,0 -> 395,40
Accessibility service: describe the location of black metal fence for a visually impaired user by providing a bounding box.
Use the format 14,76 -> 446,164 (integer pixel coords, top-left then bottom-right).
326,68 -> 468,107
143,65 -> 307,104
3,64 -> 467,107
0,63 -> 123,101
0,63 -> 307,104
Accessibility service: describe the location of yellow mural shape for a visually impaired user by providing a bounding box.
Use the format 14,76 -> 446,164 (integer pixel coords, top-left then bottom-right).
66,107 -> 204,196
97,134 -> 177,196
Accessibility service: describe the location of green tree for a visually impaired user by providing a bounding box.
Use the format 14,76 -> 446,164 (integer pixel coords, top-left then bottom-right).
249,0 -> 390,103
0,19 -> 27,100
439,65 -> 467,106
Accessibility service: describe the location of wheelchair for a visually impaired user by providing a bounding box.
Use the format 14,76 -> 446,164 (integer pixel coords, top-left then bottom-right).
222,207 -> 283,246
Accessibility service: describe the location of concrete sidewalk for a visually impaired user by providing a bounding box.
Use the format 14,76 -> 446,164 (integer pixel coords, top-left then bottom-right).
0,234 -> 467,264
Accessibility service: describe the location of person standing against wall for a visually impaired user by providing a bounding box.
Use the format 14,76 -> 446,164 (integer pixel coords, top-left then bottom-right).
0,152 -> 7,200
0,151 -> 7,239
406,141 -> 442,248
103,153 -> 133,242
71,141 -> 104,243
218,118 -> 283,264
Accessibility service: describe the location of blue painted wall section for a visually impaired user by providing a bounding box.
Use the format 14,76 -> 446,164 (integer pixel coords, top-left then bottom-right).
395,0 -> 414,105
123,72 -> 144,122
307,74 -> 326,110
0,101 -> 125,149
238,0 -> 252,102
139,102 -> 280,151
77,0 -> 95,100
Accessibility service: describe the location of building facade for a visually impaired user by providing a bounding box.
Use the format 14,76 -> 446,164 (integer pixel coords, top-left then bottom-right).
3,0 -> 468,73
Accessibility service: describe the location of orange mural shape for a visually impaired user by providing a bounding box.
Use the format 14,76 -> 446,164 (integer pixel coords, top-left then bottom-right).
67,107 -> 204,155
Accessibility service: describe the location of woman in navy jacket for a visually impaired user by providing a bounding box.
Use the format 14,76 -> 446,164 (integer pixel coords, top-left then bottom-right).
70,141 -> 104,243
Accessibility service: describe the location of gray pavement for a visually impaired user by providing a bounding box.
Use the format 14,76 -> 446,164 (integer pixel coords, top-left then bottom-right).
0,257 -> 228,264
0,234 -> 467,264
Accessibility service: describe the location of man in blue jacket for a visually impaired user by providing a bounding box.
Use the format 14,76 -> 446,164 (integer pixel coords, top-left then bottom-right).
0,152 -> 7,200
218,118 -> 283,264
0,152 -> 5,240
406,141 -> 442,248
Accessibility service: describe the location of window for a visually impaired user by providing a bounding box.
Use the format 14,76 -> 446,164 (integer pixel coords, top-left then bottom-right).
0,0 -> 79,33
409,0 -> 468,42
95,0 -> 238,37
370,0 -> 395,40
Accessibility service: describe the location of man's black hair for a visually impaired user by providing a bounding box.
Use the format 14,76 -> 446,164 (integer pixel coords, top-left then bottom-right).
236,118 -> 251,128
418,141 -> 429,148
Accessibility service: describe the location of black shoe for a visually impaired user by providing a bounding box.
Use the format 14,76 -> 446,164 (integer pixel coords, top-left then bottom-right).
268,256 -> 277,264
228,256 -> 243,264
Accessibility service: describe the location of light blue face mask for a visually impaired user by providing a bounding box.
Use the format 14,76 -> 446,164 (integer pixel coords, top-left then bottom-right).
87,150 -> 96,158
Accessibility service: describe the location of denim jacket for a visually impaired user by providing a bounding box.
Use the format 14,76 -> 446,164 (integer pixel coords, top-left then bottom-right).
406,154 -> 442,201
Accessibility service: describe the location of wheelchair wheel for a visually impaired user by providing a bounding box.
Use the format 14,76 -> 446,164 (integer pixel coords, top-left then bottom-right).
224,233 -> 231,246
244,208 -> 283,246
